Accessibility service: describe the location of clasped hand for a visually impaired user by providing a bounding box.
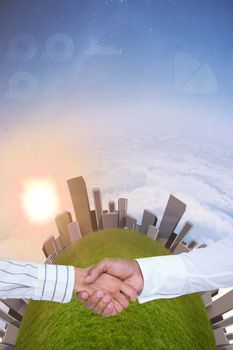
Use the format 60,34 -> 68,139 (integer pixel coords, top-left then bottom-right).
74,258 -> 144,317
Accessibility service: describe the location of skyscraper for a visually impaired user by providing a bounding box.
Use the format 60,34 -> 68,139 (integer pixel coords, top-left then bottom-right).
54,236 -> 63,254
187,239 -> 197,249
102,212 -> 119,229
67,177 -> 93,236
158,194 -> 186,246
170,221 -> 193,252
140,209 -> 158,234
147,225 -> 159,240
55,211 -> 72,248
125,214 -> 137,230
42,235 -> 57,258
108,201 -> 115,213
207,289 -> 233,321
118,198 -> 128,228
172,242 -> 190,254
93,188 -> 103,230
199,243 -> 207,249
67,221 -> 82,243
90,210 -> 98,231
165,232 -> 177,250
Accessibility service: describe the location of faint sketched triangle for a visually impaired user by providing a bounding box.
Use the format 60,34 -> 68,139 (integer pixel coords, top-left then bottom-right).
175,52 -> 218,94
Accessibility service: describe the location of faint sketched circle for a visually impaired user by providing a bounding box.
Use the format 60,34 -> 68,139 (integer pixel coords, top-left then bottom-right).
8,33 -> 37,61
8,72 -> 37,100
45,33 -> 74,61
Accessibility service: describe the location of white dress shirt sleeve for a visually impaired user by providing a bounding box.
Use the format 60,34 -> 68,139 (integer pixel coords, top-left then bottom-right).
136,235 -> 233,304
0,260 -> 75,303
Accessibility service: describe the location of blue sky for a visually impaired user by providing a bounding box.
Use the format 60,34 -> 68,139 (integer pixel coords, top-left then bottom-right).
1,0 -> 233,125
0,0 -> 233,261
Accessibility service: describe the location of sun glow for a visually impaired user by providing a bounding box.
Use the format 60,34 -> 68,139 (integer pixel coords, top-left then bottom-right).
21,178 -> 59,223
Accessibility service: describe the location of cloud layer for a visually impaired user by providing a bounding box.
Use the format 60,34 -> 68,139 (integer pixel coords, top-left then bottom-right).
0,117 -> 232,261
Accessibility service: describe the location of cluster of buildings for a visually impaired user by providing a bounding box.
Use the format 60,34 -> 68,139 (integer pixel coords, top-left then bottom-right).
42,176 -> 200,264
0,176 -> 232,349
0,299 -> 28,349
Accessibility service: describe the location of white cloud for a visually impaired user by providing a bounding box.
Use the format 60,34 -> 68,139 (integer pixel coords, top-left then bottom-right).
87,135 -> 233,245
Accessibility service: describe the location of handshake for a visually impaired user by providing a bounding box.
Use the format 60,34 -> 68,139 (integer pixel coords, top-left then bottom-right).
74,258 -> 144,317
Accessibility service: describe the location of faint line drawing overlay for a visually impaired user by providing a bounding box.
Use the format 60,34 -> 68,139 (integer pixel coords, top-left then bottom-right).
6,72 -> 37,100
6,33 -> 37,62
84,41 -> 122,56
44,33 -> 74,61
174,52 -> 218,94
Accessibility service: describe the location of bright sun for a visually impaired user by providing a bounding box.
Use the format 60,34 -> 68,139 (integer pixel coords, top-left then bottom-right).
21,178 -> 59,223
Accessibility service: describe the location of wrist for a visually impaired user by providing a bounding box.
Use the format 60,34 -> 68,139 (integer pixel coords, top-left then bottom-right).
74,267 -> 87,293
133,260 -> 144,293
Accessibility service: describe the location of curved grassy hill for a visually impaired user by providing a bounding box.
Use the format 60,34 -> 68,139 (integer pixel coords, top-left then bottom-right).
15,229 -> 215,350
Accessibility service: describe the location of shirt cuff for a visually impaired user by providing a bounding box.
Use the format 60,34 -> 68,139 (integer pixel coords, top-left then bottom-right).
135,255 -> 188,304
34,264 -> 75,303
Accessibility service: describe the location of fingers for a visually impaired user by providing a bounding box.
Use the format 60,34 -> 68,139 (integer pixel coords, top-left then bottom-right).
113,299 -> 124,313
85,258 -> 112,284
120,283 -> 138,301
101,302 -> 116,317
113,292 -> 129,309
84,290 -> 105,310
76,291 -> 89,302
93,294 -> 114,315
77,290 -> 127,317
83,291 -> 117,317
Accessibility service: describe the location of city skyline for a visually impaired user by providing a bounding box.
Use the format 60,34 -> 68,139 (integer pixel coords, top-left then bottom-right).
42,175 -> 198,263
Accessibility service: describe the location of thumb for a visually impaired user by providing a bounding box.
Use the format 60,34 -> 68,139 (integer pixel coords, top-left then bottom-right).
85,259 -> 111,283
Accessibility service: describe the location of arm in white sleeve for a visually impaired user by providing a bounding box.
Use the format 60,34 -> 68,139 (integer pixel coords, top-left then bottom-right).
136,235 -> 233,304
0,260 -> 75,303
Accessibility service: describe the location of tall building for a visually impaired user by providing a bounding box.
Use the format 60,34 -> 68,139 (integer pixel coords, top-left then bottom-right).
55,211 -> 72,248
134,223 -> 141,232
102,212 -> 119,229
45,252 -> 57,264
207,289 -> 233,321
54,236 -> 63,254
125,214 -> 137,230
67,221 -> 82,243
213,328 -> 229,347
172,242 -> 190,254
108,201 -> 115,212
90,210 -> 98,231
67,177 -> 93,236
93,188 -> 103,230
199,243 -> 207,249
158,194 -> 186,246
187,239 -> 197,249
147,225 -> 159,240
42,236 -> 57,258
2,323 -> 19,346
140,209 -> 158,234
118,198 -> 128,228
170,221 -> 193,252
2,299 -> 28,321
201,292 -> 213,308
212,314 -> 233,330
166,233 -> 177,250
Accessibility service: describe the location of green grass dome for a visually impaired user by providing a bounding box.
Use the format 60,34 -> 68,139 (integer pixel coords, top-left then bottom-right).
15,229 -> 216,350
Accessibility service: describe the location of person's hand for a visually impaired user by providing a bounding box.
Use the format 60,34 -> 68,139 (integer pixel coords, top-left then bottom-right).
74,266 -> 137,317
76,259 -> 144,316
